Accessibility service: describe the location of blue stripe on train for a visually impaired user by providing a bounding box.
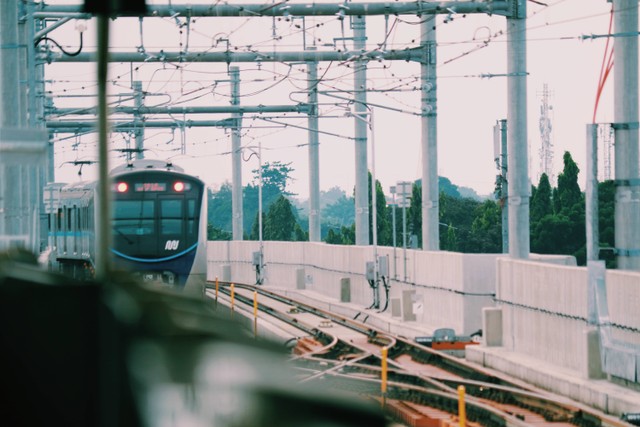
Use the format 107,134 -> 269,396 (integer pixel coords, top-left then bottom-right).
111,243 -> 198,263
111,243 -> 198,287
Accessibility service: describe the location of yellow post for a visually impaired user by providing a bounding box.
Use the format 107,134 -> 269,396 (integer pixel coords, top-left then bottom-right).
458,385 -> 466,427
215,277 -> 219,301
253,291 -> 258,338
381,347 -> 388,407
230,283 -> 235,316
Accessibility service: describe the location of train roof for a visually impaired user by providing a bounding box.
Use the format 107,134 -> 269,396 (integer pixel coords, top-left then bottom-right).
110,159 -> 185,176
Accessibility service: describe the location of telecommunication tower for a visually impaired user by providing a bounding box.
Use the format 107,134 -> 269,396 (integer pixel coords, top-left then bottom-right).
538,83 -> 555,184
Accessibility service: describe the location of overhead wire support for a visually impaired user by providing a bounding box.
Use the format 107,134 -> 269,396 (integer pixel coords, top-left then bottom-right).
35,2 -> 511,19
51,104 -> 313,116
45,48 -> 427,64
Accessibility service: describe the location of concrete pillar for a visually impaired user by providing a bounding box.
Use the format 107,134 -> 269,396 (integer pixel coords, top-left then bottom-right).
307,52 -> 321,242
353,16 -> 369,246
340,277 -> 350,302
613,0 -> 640,270
230,67 -> 243,240
581,327 -> 605,380
296,268 -> 306,290
420,16 -> 438,251
402,290 -> 416,321
507,2 -> 530,259
586,125 -> 599,262
133,81 -> 145,159
482,307 -> 503,347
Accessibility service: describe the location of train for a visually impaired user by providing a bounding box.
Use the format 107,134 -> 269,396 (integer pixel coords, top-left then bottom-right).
42,159 -> 207,292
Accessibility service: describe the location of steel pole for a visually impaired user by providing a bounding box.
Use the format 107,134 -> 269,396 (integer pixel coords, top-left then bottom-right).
307,51 -> 321,242
613,0 -> 640,270
506,3 -> 530,259
421,16 -> 438,251
586,124 -> 599,262
133,81 -> 145,159
402,200 -> 407,282
230,67 -> 244,240
353,15 -> 369,246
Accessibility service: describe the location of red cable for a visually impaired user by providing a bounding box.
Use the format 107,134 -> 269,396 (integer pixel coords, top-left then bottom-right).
593,5 -> 615,123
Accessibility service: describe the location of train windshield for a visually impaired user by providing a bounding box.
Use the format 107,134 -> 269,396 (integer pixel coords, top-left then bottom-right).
111,172 -> 203,260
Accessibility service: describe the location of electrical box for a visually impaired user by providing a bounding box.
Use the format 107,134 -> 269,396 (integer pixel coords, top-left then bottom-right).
378,255 -> 389,277
252,251 -> 263,267
365,262 -> 375,281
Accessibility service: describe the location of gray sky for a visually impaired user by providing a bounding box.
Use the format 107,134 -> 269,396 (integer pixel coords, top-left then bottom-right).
47,0 -> 615,199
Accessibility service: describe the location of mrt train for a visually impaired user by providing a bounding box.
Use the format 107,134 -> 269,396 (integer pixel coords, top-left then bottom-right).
43,159 -> 207,292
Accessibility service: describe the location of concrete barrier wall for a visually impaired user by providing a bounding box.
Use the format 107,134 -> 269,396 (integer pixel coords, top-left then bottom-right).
208,242 -> 640,378
207,241 -> 500,335
497,257 -> 640,373
605,269 -> 640,345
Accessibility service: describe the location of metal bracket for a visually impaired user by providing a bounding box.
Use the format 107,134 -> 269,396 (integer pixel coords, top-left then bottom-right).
614,178 -> 640,187
498,0 -> 526,19
611,122 -> 640,130
613,248 -> 640,257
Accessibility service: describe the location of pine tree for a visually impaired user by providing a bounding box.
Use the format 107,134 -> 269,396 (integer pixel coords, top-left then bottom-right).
556,152 -> 582,214
531,173 -> 553,224
263,195 -> 297,241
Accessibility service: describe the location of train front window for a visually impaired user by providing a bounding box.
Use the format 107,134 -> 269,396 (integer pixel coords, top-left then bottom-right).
113,200 -> 155,235
160,199 -> 183,235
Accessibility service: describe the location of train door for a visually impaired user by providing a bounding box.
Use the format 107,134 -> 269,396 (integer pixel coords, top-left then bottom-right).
158,195 -> 184,257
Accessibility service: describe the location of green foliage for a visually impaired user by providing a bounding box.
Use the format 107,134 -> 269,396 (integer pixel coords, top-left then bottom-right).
468,200 -> 502,253
252,161 -> 296,196
407,182 -> 422,247
598,180 -> 616,268
531,173 -> 553,223
321,194 -> 355,233
530,152 -> 586,265
442,223 -> 458,251
207,184 -> 233,234
208,153 -> 612,268
556,152 -> 583,213
265,196 -> 297,240
324,224 -> 355,245
439,176 -> 461,198
207,224 -> 232,241
368,173 -> 391,246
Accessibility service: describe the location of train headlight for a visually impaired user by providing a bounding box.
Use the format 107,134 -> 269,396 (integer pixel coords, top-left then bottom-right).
116,182 -> 128,193
173,181 -> 185,192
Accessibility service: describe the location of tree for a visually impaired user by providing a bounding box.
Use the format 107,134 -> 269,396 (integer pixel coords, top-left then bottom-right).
468,200 -> 502,253
253,161 -> 296,197
245,161 -> 296,236
208,183 -> 233,234
556,152 -> 582,214
530,151 -> 586,264
322,194 -> 355,231
442,223 -> 458,251
368,172 -> 391,246
407,182 -> 422,248
207,224 -> 232,241
531,173 -> 553,224
263,195 -> 297,241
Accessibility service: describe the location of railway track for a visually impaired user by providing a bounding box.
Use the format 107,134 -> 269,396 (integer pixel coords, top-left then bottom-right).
205,281 -> 632,427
